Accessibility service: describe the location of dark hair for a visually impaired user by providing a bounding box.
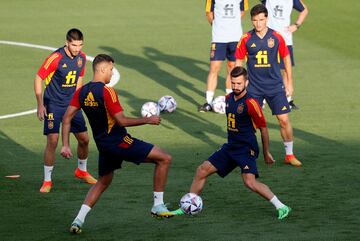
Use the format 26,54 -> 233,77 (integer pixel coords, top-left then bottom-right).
66,28 -> 83,41
230,66 -> 248,80
250,4 -> 268,17
92,54 -> 114,71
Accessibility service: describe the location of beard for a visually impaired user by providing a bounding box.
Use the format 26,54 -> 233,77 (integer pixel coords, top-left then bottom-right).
233,88 -> 246,96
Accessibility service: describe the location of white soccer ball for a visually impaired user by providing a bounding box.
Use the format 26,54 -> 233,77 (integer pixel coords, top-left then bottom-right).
158,95 -> 177,113
212,96 -> 226,114
180,193 -> 203,215
141,101 -> 160,117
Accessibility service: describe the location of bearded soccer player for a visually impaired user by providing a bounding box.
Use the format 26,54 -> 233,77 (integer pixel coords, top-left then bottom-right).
61,54 -> 175,234
235,4 -> 302,167
34,28 -> 97,193
173,66 -> 291,219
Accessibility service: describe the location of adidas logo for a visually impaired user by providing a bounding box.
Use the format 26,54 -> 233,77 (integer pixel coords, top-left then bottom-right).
244,165 -> 249,170
251,43 -> 256,48
282,106 -> 287,111
84,92 -> 99,107
62,63 -> 67,68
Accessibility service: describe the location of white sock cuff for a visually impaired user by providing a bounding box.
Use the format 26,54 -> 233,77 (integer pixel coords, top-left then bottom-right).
44,165 -> 54,182
270,195 -> 285,209
76,204 -> 92,223
153,192 -> 164,206
78,158 -> 88,171
284,141 -> 294,155
206,91 -> 215,104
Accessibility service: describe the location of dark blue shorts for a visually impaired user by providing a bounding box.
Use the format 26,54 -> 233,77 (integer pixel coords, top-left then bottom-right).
252,92 -> 291,115
280,45 -> 295,69
210,42 -> 237,61
43,104 -> 87,135
208,143 -> 259,178
98,134 -> 154,176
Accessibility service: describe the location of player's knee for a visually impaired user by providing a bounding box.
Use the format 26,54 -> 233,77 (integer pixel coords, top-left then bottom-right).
278,117 -> 290,128
47,137 -> 58,150
196,164 -> 211,178
161,153 -> 172,166
78,135 -> 89,147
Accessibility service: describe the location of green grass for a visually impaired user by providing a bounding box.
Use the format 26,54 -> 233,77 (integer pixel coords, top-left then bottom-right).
1,0 -> 360,240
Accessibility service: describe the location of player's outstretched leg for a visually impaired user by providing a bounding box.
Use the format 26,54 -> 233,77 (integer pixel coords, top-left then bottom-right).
69,173 -> 114,234
172,161 -> 217,216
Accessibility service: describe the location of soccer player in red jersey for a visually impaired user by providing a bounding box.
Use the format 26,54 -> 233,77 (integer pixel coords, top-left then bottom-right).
235,4 -> 302,166
34,28 -> 97,193
61,54 -> 175,234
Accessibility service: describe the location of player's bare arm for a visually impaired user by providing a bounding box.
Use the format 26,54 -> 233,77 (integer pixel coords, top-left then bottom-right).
76,76 -> 83,90
283,55 -> 294,97
241,10 -> 245,18
34,74 -> 47,121
235,58 -> 244,67
288,0 -> 308,33
114,111 -> 161,127
60,105 -> 79,159
206,12 -> 214,25
259,126 -> 275,164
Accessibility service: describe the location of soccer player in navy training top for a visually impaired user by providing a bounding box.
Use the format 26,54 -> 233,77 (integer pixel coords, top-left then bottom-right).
34,28 -> 96,193
61,54 -> 175,234
172,66 -> 291,220
235,4 -> 302,167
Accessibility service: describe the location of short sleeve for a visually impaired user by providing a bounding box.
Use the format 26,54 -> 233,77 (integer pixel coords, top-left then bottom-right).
103,86 -> 123,116
246,98 -> 266,128
37,52 -> 62,80
70,88 -> 81,109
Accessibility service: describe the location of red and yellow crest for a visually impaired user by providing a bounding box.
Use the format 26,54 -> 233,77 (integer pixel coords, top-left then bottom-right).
237,103 -> 244,114
48,121 -> 54,129
267,37 -> 275,48
77,57 -> 83,68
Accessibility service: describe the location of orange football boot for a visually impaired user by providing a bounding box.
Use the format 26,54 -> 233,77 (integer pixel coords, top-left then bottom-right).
74,168 -> 97,184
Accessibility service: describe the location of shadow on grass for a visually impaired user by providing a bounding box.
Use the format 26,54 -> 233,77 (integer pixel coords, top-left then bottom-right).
99,46 -> 205,106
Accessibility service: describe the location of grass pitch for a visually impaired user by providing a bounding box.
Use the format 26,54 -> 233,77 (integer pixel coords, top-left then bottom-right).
0,0 -> 359,240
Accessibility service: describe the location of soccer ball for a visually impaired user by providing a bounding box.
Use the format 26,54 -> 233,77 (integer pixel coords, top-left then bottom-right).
212,96 -> 226,114
180,193 -> 203,215
158,95 -> 177,113
140,101 -> 160,117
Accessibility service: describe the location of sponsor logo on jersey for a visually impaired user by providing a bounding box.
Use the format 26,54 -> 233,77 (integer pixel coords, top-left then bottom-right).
250,43 -> 256,48
77,57 -> 83,68
237,103 -> 244,114
84,92 -> 99,107
62,63 -> 67,68
267,37 -> 275,48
